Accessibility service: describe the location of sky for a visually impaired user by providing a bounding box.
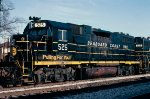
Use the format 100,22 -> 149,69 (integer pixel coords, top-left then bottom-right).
11,0 -> 150,37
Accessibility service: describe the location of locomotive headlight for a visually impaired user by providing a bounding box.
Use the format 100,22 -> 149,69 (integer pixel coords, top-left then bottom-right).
34,22 -> 46,27
21,37 -> 25,41
11,47 -> 17,56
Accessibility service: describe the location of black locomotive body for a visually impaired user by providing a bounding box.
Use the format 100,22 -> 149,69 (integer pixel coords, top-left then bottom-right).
0,17 -> 150,86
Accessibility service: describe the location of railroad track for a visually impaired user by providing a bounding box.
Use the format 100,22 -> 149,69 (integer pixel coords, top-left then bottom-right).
1,74 -> 150,98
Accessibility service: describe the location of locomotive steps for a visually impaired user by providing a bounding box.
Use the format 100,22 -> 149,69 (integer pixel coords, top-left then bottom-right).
1,74 -> 150,98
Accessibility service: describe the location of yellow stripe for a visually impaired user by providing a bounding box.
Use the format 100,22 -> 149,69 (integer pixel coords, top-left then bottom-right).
34,50 -> 46,51
53,42 -> 58,44
68,43 -> 77,45
17,49 -> 29,51
23,74 -> 29,77
16,41 -> 29,42
24,68 -> 28,70
68,51 -> 76,52
76,52 -> 87,54
16,49 -> 136,56
92,53 -> 105,54
78,44 -> 87,47
17,49 -> 23,51
108,54 -> 125,55
120,49 -> 135,51
74,52 -> 135,56
53,50 -> 58,52
33,41 -> 47,44
37,42 -> 47,44
136,51 -> 150,52
59,40 -> 67,42
128,55 -> 136,56
34,61 -> 140,65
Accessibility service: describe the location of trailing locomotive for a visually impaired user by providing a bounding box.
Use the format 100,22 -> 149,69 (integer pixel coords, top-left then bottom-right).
0,17 -> 150,86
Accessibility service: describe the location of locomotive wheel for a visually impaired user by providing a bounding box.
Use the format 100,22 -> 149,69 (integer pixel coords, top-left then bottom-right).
12,80 -> 17,87
52,68 -> 65,82
33,68 -> 47,84
59,68 -> 65,82
33,73 -> 46,84
16,79 -> 23,86
33,74 -> 39,84
33,74 -> 43,84
12,74 -> 18,87
66,67 -> 75,81
1,78 -> 9,87
69,68 -> 75,81
50,75 -> 56,82
63,74 -> 67,81
12,77 -> 23,87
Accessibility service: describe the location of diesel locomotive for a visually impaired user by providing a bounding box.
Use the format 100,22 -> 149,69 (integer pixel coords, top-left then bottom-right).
0,17 -> 150,86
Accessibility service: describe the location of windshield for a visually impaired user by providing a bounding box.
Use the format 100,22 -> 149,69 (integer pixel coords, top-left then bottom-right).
29,29 -> 47,35
24,27 -> 52,36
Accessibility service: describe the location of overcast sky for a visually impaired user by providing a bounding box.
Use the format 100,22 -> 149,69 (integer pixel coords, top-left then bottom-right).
11,0 -> 150,37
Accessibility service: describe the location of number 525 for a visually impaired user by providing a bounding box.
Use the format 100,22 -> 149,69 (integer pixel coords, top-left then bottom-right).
58,44 -> 68,50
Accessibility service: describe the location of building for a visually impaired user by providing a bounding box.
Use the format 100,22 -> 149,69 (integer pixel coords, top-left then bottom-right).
0,42 -> 10,61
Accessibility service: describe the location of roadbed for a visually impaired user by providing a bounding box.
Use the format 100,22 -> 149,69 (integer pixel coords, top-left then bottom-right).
1,74 -> 150,99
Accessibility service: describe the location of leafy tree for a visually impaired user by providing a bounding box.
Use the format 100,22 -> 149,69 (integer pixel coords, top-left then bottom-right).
0,0 -> 25,39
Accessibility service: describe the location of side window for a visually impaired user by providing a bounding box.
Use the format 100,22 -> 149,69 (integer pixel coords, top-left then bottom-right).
58,29 -> 67,41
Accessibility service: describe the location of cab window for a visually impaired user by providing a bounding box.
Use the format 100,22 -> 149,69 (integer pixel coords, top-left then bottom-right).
58,29 -> 67,41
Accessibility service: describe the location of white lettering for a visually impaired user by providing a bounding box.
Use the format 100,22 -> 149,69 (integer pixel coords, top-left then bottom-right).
123,45 -> 128,49
87,41 -> 121,48
58,44 -> 68,51
110,44 -> 120,48
87,41 -> 107,47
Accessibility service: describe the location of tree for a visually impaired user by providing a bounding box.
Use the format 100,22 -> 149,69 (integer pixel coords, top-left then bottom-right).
0,0 -> 25,39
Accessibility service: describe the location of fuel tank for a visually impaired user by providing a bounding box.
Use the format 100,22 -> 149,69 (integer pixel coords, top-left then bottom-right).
85,66 -> 117,78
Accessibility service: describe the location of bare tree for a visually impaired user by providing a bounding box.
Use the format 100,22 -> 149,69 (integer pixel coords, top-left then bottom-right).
0,0 -> 25,39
